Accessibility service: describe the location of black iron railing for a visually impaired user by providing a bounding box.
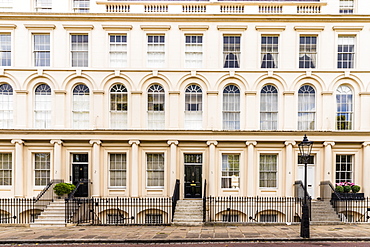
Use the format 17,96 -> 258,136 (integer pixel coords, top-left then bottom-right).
66,197 -> 172,225
34,179 -> 64,209
203,179 -> 207,222
331,197 -> 370,222
172,179 -> 180,220
294,180 -> 312,221
206,196 -> 303,223
0,198 -> 34,224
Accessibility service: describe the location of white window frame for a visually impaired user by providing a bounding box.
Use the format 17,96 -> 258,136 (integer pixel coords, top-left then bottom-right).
0,153 -> 12,186
299,35 -> 317,69
223,35 -> 240,69
335,154 -> 353,184
185,35 -> 203,68
147,84 -> 165,129
33,33 -> 50,67
261,35 -> 279,69
34,84 -> 52,129
35,0 -> 52,12
222,85 -> 240,130
184,84 -> 202,130
221,154 -> 240,189
259,154 -> 278,189
73,0 -> 90,13
336,85 -> 353,130
337,35 -> 355,69
71,34 -> 88,67
339,0 -> 354,14
147,34 -> 165,68
109,153 -> 127,188
109,34 -> 127,67
34,152 -> 51,186
110,83 -> 128,129
0,83 -> 13,129
146,153 -> 165,188
260,85 -> 278,130
0,33 -> 11,66
72,84 -> 90,129
298,85 -> 316,130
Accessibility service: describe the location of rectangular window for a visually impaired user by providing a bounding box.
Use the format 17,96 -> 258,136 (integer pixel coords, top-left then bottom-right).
221,154 -> 240,189
185,35 -> 202,68
340,0 -> 354,13
259,154 -> 277,188
146,153 -> 164,188
109,153 -> 126,187
0,34 -> 11,66
299,36 -> 317,69
145,214 -> 163,224
147,35 -> 165,68
35,0 -> 52,12
261,36 -> 278,68
338,36 -> 355,69
222,214 -> 239,222
71,34 -> 88,67
34,153 -> 50,186
336,154 -> 353,184
73,0 -> 89,13
109,34 -> 127,67
34,34 -> 50,67
0,153 -> 11,186
260,214 -> 277,222
223,35 -> 240,68
0,0 -> 13,12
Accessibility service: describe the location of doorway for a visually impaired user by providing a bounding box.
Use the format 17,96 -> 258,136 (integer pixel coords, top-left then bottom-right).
298,155 -> 315,198
184,154 -> 202,198
72,154 -> 89,197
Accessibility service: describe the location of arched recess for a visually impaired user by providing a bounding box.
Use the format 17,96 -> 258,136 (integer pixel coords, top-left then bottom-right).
216,75 -> 248,93
291,75 -> 324,93
101,74 -> 134,93
329,74 -> 364,93
177,74 -> 210,92
0,74 -> 20,91
136,208 -> 169,225
138,73 -> 171,93
23,73 -> 56,92
254,75 -> 287,93
62,73 -> 95,92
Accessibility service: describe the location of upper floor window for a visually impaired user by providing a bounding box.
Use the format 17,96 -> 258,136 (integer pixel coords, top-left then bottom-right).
223,85 -> 240,130
185,84 -> 202,130
221,154 -> 240,189
0,83 -> 13,128
260,85 -> 278,130
261,36 -> 278,68
338,36 -> 355,69
35,84 -> 51,129
340,0 -> 354,13
147,35 -> 165,68
0,0 -> 13,12
147,84 -> 165,129
259,154 -> 277,188
71,34 -> 88,67
0,34 -> 11,66
0,153 -> 11,186
110,84 -> 128,129
35,0 -> 52,12
73,0 -> 89,13
109,34 -> 127,67
72,84 -> 89,129
336,85 -> 353,130
299,36 -> 316,69
185,35 -> 202,68
33,34 -> 50,67
223,36 -> 240,68
298,85 -> 315,130
34,153 -> 50,186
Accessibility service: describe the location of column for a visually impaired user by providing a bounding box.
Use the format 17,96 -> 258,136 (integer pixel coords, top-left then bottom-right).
167,140 -> 178,194
363,142 -> 370,195
207,141 -> 218,196
246,141 -> 257,196
50,140 -> 63,180
285,141 -> 296,197
129,140 -> 140,197
11,139 -> 24,198
323,142 -> 335,181
89,140 -> 101,197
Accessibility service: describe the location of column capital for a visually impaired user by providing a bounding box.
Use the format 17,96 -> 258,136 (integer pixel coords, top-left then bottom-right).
323,141 -> 335,147
129,140 -> 140,146
50,139 -> 63,145
246,141 -> 257,146
11,139 -> 23,145
207,140 -> 218,146
285,140 -> 296,146
167,140 -> 179,146
89,140 -> 102,145
363,142 -> 370,147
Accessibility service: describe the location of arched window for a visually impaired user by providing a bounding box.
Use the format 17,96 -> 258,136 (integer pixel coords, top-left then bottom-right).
185,84 -> 202,129
223,85 -> 240,130
298,85 -> 315,130
147,84 -> 165,129
72,84 -> 89,129
110,84 -> 128,129
336,85 -> 353,130
34,84 -> 51,128
0,83 -> 13,128
260,85 -> 278,130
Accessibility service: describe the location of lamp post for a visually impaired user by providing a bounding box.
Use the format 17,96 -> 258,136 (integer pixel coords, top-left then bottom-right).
298,134 -> 313,238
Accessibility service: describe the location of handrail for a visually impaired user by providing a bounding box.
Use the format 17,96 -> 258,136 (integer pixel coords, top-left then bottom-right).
68,179 -> 90,200
171,179 -> 180,220
203,179 -> 207,222
34,179 -> 63,202
327,181 -> 343,200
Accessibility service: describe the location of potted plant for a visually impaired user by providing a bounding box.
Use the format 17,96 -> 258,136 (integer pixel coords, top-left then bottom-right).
333,182 -> 363,200
53,183 -> 76,198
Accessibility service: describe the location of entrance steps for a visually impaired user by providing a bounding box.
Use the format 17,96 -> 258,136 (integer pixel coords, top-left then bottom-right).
310,200 -> 342,225
31,199 -> 67,227
172,199 -> 203,226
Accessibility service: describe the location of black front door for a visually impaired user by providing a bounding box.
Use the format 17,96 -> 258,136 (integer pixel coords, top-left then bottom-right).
184,165 -> 202,198
72,154 -> 89,197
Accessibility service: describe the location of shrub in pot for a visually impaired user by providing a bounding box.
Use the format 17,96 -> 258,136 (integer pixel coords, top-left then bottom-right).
53,183 -> 76,197
335,185 -> 344,193
343,185 -> 351,193
352,185 -> 361,193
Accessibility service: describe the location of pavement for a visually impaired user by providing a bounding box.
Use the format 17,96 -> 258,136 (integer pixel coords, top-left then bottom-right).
1,224 -> 370,244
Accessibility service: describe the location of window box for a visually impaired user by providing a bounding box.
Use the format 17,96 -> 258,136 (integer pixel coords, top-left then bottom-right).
332,192 -> 364,201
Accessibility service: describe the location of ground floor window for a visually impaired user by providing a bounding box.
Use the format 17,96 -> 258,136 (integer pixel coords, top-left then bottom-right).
145,214 -> 163,224
34,153 -> 50,186
259,154 -> 277,188
109,153 -> 126,187
336,154 -> 353,183
0,153 -> 11,186
260,214 -> 277,222
222,214 -> 239,222
221,154 -> 240,188
146,153 -> 164,188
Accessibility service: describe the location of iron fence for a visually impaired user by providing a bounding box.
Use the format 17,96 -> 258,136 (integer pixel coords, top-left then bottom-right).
0,198 -> 35,224
331,197 -> 370,222
66,197 -> 173,225
206,196 -> 303,223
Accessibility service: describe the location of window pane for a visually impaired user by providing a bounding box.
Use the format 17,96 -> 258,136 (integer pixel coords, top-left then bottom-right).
336,85 -> 353,130
259,154 -> 277,188
298,85 -> 316,130
299,36 -> 316,69
71,35 -> 88,67
185,84 -> 202,129
0,153 -> 12,185
185,35 -> 202,68
223,85 -> 240,130
34,153 -> 50,186
223,36 -> 240,68
260,85 -> 278,130
146,153 -> 164,187
261,36 -> 278,68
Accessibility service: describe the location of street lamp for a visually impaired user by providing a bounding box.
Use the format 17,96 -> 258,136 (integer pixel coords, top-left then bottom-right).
298,134 -> 313,238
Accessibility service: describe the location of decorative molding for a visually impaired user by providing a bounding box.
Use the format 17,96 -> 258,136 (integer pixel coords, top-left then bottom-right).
363,142 -> 370,147
283,91 -> 295,95
0,24 -> 16,30
255,26 -> 286,31
167,140 -> 179,146
178,25 -> 209,31
332,26 -> 363,31
89,140 -> 102,145
321,91 -> 333,96
14,90 -> 28,94
246,141 -> 257,147
323,141 -> 335,147
131,91 -> 142,95
11,139 -> 24,145
54,90 -> 66,94
24,24 -> 56,30
101,25 -> 132,31
140,25 -> 171,31
129,140 -> 140,146
207,91 -> 219,95
93,90 -> 105,94
285,141 -> 296,146
245,91 -> 257,95
217,25 -> 247,31
294,26 -> 325,31
169,91 -> 180,95
50,139 -> 63,145
63,24 -> 94,30
207,141 -> 218,146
